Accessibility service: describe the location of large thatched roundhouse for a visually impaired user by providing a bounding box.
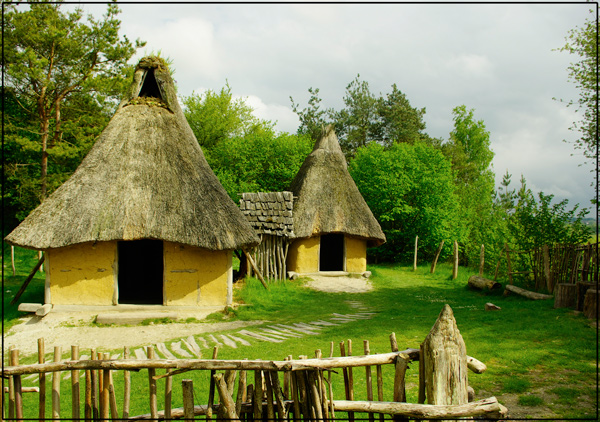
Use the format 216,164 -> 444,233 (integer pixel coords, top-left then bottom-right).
5,57 -> 259,307
287,125 -> 385,274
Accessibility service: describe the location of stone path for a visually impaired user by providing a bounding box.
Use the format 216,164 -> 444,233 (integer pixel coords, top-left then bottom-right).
19,300 -> 376,384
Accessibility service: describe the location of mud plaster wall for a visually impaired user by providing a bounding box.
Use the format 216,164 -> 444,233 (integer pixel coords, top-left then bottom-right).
345,236 -> 367,273
287,236 -> 320,273
46,242 -> 116,305
163,242 -> 230,306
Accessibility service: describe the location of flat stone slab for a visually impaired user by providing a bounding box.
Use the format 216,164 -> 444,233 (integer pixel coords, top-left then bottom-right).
95,312 -> 178,325
18,303 -> 43,313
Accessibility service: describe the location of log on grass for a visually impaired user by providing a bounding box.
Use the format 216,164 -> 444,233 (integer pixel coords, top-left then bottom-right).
332,397 -> 507,419
583,289 -> 598,320
504,284 -> 553,300
468,275 -> 501,290
554,283 -> 577,309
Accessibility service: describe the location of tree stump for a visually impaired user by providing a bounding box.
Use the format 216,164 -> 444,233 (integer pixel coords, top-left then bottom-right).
554,283 -> 577,309
468,275 -> 501,291
422,304 -> 468,418
576,282 -> 595,312
583,289 -> 598,320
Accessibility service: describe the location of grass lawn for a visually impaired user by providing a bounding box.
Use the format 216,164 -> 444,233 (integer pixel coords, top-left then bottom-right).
2,246 -> 598,419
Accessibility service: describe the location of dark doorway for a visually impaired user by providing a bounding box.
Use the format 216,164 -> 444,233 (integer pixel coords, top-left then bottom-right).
139,69 -> 162,99
118,239 -> 163,304
320,234 -> 345,271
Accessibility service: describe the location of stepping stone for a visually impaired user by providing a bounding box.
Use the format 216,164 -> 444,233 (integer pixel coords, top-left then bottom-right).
262,328 -> 302,338
257,330 -> 288,340
219,335 -> 238,348
228,334 -> 252,346
330,317 -> 355,323
309,320 -> 339,327
238,330 -> 283,343
208,334 -> 223,347
274,324 -> 319,335
333,313 -> 371,320
182,337 -> 202,358
294,322 -> 322,330
156,343 -> 177,360
196,337 -> 210,349
134,348 -> 147,360
171,341 -> 192,358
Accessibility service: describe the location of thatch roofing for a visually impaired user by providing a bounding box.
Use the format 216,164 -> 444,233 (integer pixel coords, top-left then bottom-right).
5,57 -> 259,251
240,192 -> 294,237
288,125 -> 385,247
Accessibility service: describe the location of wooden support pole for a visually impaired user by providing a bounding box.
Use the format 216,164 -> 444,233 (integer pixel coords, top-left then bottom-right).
264,371 -> 275,422
52,346 -> 61,420
182,379 -> 195,421
452,241 -> 459,280
11,246 -> 15,276
430,241 -> 444,274
123,347 -> 131,420
10,255 -> 45,305
7,347 -> 14,421
207,346 -> 219,420
146,346 -> 158,420
290,367 -> 300,422
71,346 -> 80,420
38,338 -> 46,421
108,370 -> 119,421
84,363 -> 92,422
90,349 -> 98,422
253,371 -> 262,421
101,353 -> 110,421
270,371 -> 286,421
10,350 -> 23,421
235,367 -> 247,418
364,341 -> 374,422
418,343 -> 425,404
479,244 -> 485,276
243,249 -> 269,290
413,236 -> 419,271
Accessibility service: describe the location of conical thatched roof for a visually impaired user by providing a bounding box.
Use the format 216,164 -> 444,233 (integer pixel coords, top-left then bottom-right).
5,57 -> 259,251
289,125 -> 385,247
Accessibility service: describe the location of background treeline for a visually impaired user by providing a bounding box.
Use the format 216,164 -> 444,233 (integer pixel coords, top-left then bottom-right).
3,2 -> 593,273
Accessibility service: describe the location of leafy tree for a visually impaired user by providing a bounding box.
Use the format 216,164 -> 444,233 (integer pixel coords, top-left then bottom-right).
290,87 -> 331,141
349,142 -> 461,261
183,83 -> 274,149
205,133 -> 314,202
556,10 -> 599,173
442,105 -> 497,266
3,1 -> 143,223
377,83 -> 427,146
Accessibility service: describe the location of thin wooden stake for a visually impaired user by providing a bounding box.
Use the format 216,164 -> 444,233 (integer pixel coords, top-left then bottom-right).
165,369 -> 173,421
38,338 -> 46,421
214,373 -> 239,420
264,371 -> 275,421
364,341 -> 374,422
11,246 -> 15,276
479,244 -> 485,276
452,240 -> 459,280
7,347 -> 14,421
430,241 -> 445,274
413,235 -> 419,271
84,363 -> 92,422
290,368 -> 300,422
52,346 -> 61,420
182,379 -> 195,421
418,343 -> 426,404
108,370 -> 119,421
123,347 -> 131,420
10,350 -> 23,421
90,349 -> 98,422
207,346 -> 219,420
10,255 -> 45,305
235,366 -> 247,417
376,365 -> 384,422
101,353 -> 110,421
253,371 -> 262,420
71,346 -> 80,420
243,249 -> 269,290
146,346 -> 158,420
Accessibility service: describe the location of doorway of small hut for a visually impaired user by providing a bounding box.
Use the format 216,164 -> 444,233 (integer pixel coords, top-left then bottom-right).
118,239 -> 163,304
319,234 -> 345,271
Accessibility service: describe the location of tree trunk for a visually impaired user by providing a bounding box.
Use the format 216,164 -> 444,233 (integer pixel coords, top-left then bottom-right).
504,284 -> 553,300
583,289 -> 598,320
554,283 -> 577,309
467,275 -> 501,291
422,305 -> 468,416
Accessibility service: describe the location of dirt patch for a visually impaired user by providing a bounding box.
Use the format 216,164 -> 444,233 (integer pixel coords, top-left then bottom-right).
4,309 -> 263,357
304,275 -> 373,293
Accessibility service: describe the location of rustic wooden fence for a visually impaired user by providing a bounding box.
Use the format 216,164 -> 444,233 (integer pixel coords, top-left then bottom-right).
1,306 -> 507,421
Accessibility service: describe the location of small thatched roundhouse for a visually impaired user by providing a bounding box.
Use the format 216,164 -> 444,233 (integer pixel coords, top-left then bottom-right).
287,125 -> 385,274
5,57 -> 259,307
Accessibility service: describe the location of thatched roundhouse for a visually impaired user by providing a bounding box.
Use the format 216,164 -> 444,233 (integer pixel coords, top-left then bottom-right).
5,57 -> 259,307
287,125 -> 385,274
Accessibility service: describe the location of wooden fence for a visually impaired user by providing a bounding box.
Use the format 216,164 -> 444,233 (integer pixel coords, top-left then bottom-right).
1,306 -> 507,421
497,242 -> 598,293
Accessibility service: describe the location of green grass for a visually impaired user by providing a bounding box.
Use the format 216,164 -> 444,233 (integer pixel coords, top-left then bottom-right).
3,254 -> 598,419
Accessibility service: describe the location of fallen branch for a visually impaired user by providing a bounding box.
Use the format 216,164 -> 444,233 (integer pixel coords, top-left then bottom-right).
504,284 -> 553,300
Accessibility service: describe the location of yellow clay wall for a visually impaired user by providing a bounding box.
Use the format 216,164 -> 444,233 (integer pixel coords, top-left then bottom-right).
46,242 -> 116,305
163,242 -> 230,307
345,236 -> 367,273
287,236 -> 320,273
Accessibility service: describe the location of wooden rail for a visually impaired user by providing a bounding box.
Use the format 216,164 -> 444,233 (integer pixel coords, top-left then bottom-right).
1,305 -> 506,421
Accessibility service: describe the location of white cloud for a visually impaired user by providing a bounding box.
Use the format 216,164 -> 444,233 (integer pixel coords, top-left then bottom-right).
243,95 -> 299,134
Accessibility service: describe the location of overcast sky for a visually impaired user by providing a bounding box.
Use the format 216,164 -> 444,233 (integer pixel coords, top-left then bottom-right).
73,1 -> 596,210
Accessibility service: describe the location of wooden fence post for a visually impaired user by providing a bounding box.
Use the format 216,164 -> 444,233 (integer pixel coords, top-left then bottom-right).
430,241 -> 444,274
479,245 -> 485,276
11,246 -> 15,276
123,347 -> 130,420
452,241 -> 459,280
182,379 -> 195,421
10,350 -> 22,421
71,346 -> 80,420
413,236 -> 419,271
52,346 -> 61,420
422,305 -> 468,419
38,339 -> 45,421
